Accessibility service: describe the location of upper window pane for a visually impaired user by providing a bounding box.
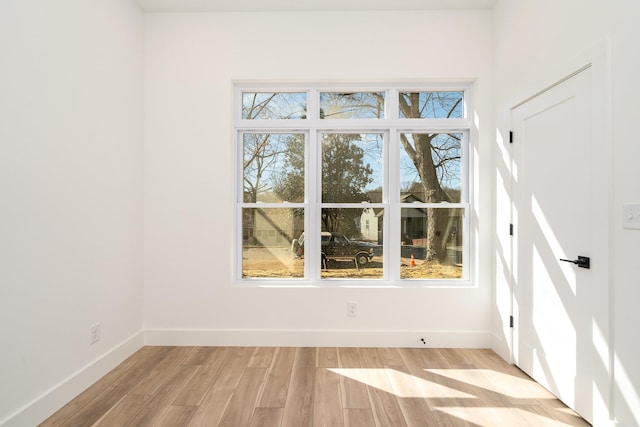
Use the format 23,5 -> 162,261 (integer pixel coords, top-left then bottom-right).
243,133 -> 305,203
321,133 -> 384,203
399,91 -> 464,119
399,133 -> 462,203
242,92 -> 307,120
320,92 -> 385,119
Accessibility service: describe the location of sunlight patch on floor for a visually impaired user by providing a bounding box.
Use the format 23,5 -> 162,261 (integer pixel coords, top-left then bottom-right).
328,368 -> 476,399
425,369 -> 556,399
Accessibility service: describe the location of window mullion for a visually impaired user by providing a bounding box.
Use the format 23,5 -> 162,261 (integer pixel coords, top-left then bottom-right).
462,131 -> 470,204
308,129 -> 321,281
387,88 -> 399,120
387,129 -> 400,281
307,88 -> 319,121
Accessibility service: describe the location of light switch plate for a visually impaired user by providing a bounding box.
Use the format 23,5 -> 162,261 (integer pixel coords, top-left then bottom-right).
623,203 -> 640,230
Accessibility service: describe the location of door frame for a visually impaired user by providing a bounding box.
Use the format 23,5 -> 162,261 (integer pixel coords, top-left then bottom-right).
507,40 -> 613,424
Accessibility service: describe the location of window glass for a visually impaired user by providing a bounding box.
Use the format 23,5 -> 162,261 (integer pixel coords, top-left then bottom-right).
320,208 -> 384,279
320,92 -> 385,119
242,92 -> 307,120
242,208 -> 304,278
243,133 -> 305,203
321,133 -> 383,203
399,91 -> 464,119
400,207 -> 463,279
399,133 -> 462,203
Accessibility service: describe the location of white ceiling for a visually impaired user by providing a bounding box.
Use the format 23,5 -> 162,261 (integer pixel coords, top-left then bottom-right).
135,0 -> 496,13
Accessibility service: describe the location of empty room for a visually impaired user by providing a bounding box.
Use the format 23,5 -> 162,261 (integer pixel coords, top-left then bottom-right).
1,0 -> 639,426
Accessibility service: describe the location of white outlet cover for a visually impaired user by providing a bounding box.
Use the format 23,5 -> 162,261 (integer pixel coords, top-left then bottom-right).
623,203 -> 640,230
90,323 -> 101,344
347,302 -> 358,317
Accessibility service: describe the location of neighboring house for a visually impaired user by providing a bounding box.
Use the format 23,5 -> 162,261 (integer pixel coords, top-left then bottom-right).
360,207 -> 379,241
243,208 -> 303,247
358,193 -> 463,250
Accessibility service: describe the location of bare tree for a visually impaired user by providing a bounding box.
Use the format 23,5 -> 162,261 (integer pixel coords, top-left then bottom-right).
399,92 -> 462,262
242,92 -> 307,203
243,133 -> 286,203
242,94 -> 293,244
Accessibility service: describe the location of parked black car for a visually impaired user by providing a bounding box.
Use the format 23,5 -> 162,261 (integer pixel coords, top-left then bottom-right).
292,232 -> 375,266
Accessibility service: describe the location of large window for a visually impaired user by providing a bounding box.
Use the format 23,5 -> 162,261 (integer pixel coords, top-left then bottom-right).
236,85 -> 472,285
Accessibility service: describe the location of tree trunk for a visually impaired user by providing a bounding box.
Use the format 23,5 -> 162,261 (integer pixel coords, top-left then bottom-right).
322,208 -> 341,233
425,206 -> 450,262
414,133 -> 451,263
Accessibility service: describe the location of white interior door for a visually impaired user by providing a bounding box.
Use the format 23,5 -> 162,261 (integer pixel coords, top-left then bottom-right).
511,66 -> 609,425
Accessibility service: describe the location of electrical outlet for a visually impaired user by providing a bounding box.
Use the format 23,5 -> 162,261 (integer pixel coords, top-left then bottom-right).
347,302 -> 358,317
90,323 -> 101,344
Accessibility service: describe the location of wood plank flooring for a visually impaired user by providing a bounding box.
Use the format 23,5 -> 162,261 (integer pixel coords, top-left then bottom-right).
40,347 -> 590,427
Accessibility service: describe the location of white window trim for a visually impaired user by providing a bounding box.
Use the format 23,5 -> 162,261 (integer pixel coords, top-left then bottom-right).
234,82 -> 474,287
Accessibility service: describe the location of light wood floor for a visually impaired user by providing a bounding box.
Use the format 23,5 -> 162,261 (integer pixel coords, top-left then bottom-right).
40,347 -> 590,427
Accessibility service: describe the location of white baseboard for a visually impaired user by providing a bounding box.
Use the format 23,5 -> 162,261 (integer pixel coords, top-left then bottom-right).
490,331 -> 513,364
0,331 -> 144,427
144,328 -> 492,348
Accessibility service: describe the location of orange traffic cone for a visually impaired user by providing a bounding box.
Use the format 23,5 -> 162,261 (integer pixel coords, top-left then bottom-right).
411,253 -> 416,267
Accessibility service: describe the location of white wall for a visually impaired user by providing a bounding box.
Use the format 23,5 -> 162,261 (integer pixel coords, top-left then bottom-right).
143,11 -> 494,347
0,1 -> 144,425
606,2 -> 640,425
492,0 -> 640,425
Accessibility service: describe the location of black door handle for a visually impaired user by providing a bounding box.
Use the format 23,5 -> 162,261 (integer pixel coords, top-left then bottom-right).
559,256 -> 590,269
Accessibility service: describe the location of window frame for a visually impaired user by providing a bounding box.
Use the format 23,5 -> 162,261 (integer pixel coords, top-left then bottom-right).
234,82 -> 474,287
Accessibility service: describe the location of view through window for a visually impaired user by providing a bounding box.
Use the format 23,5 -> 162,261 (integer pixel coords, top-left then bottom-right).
236,85 -> 471,284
